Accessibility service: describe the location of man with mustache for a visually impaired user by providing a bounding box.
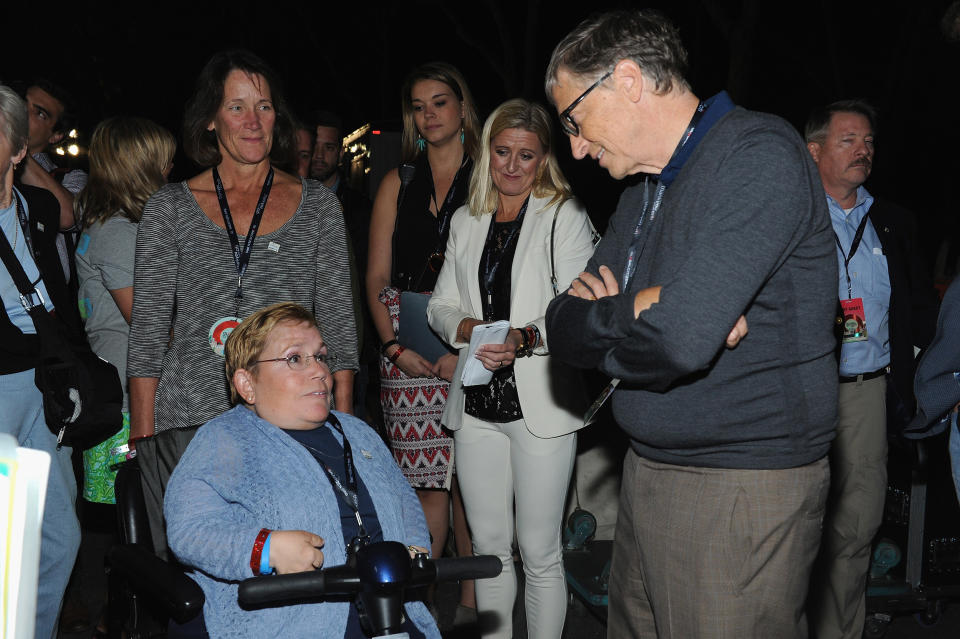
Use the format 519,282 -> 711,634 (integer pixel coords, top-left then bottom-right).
805,100 -> 939,639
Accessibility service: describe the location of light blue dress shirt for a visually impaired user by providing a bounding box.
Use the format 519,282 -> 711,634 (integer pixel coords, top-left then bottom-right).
828,186 -> 890,376
0,188 -> 55,334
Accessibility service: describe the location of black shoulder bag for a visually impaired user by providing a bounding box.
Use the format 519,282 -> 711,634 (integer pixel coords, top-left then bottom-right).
0,215 -> 122,449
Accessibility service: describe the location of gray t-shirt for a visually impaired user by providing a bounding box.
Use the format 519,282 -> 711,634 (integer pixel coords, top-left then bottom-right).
76,215 -> 137,411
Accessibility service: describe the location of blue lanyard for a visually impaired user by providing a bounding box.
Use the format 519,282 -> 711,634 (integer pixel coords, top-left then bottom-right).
621,101 -> 707,290
621,177 -> 665,290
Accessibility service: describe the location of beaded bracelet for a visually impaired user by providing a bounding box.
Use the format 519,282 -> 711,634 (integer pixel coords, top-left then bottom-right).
513,327 -> 529,358
250,528 -> 272,576
389,346 -> 406,364
524,325 -> 540,349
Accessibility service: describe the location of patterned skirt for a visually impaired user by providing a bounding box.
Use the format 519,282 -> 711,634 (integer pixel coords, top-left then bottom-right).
378,287 -> 454,490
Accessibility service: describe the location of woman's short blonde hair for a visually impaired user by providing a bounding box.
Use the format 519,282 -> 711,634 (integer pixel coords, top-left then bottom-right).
77,116 -> 176,227
467,99 -> 571,216
224,302 -> 318,405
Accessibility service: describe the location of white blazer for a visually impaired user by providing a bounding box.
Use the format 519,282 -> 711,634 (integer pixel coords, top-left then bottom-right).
427,193 -> 596,438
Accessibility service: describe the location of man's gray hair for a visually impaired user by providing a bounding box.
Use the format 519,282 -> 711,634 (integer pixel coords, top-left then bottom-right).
0,84 -> 29,155
804,99 -> 877,145
544,9 -> 690,105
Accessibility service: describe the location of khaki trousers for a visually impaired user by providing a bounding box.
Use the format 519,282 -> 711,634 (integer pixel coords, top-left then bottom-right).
809,376 -> 888,639
607,451 -> 829,639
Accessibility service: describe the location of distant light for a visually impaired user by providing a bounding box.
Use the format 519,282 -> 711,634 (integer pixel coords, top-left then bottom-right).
55,147 -> 65,156
364,167 -> 371,174
68,129 -> 78,139
372,130 -> 381,135
67,144 -> 79,156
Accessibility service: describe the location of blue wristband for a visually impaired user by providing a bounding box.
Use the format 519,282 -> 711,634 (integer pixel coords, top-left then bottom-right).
259,532 -> 272,575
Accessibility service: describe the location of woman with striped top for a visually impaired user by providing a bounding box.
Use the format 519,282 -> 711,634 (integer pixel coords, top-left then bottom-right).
127,50 -> 358,560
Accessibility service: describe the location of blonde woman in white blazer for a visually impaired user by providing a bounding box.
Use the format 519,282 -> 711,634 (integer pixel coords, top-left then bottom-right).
427,99 -> 596,639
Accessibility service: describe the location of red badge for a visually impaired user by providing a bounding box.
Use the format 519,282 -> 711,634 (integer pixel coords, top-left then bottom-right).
839,298 -> 868,343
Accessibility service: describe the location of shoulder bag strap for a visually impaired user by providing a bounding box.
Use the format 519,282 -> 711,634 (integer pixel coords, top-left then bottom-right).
0,221 -> 61,350
550,199 -> 566,297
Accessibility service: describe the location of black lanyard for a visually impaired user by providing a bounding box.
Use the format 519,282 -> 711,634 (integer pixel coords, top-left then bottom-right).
13,190 -> 34,258
303,414 -> 368,539
411,155 -> 473,291
429,154 -> 472,243
834,211 -> 871,300
479,196 -> 529,320
621,102 -> 706,290
212,166 -> 274,304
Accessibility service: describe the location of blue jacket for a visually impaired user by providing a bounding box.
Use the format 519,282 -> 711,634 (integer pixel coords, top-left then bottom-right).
164,405 -> 438,638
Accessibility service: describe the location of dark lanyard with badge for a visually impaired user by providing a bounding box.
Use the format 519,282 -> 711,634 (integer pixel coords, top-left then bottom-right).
583,102 -> 707,426
408,155 -> 473,291
478,196 -> 530,321
13,191 -> 35,257
300,414 -> 372,564
835,212 -> 871,343
207,166 -> 274,357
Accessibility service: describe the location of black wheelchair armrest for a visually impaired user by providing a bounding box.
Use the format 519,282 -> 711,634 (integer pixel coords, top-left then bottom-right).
109,544 -> 205,624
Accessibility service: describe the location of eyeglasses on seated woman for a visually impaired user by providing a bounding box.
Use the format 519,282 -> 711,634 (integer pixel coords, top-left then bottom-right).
163,302 -> 438,639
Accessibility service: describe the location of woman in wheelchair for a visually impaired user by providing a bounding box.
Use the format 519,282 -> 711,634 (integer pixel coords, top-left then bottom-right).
163,302 -> 440,638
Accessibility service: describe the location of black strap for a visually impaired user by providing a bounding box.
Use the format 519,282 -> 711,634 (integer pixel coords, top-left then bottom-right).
429,155 -> 471,246
303,414 -> 367,538
411,155 -> 473,291
550,200 -> 568,297
479,196 -> 529,321
212,166 -> 274,301
13,191 -> 34,257
833,211 -> 872,300
0,217 -> 61,352
549,199 -> 600,297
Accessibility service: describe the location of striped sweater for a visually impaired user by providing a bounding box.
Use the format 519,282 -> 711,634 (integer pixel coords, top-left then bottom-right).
128,179 -> 358,432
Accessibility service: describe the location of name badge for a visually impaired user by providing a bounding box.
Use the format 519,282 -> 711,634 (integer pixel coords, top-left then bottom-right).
209,316 -> 242,357
839,297 -> 868,343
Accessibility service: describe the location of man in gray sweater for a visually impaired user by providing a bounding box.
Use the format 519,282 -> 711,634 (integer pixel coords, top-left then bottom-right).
544,9 -> 838,638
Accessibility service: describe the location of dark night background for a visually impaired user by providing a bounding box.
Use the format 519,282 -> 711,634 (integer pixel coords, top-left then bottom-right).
4,0 -> 960,281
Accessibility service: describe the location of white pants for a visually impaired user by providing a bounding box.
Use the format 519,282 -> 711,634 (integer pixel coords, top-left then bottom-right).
454,413 -> 576,639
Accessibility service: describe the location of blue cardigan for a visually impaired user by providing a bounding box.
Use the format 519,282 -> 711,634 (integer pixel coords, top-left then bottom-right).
164,406 -> 439,639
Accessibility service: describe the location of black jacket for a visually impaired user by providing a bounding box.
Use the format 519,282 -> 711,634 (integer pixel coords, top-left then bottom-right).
869,197 -> 939,414
0,184 -> 82,374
